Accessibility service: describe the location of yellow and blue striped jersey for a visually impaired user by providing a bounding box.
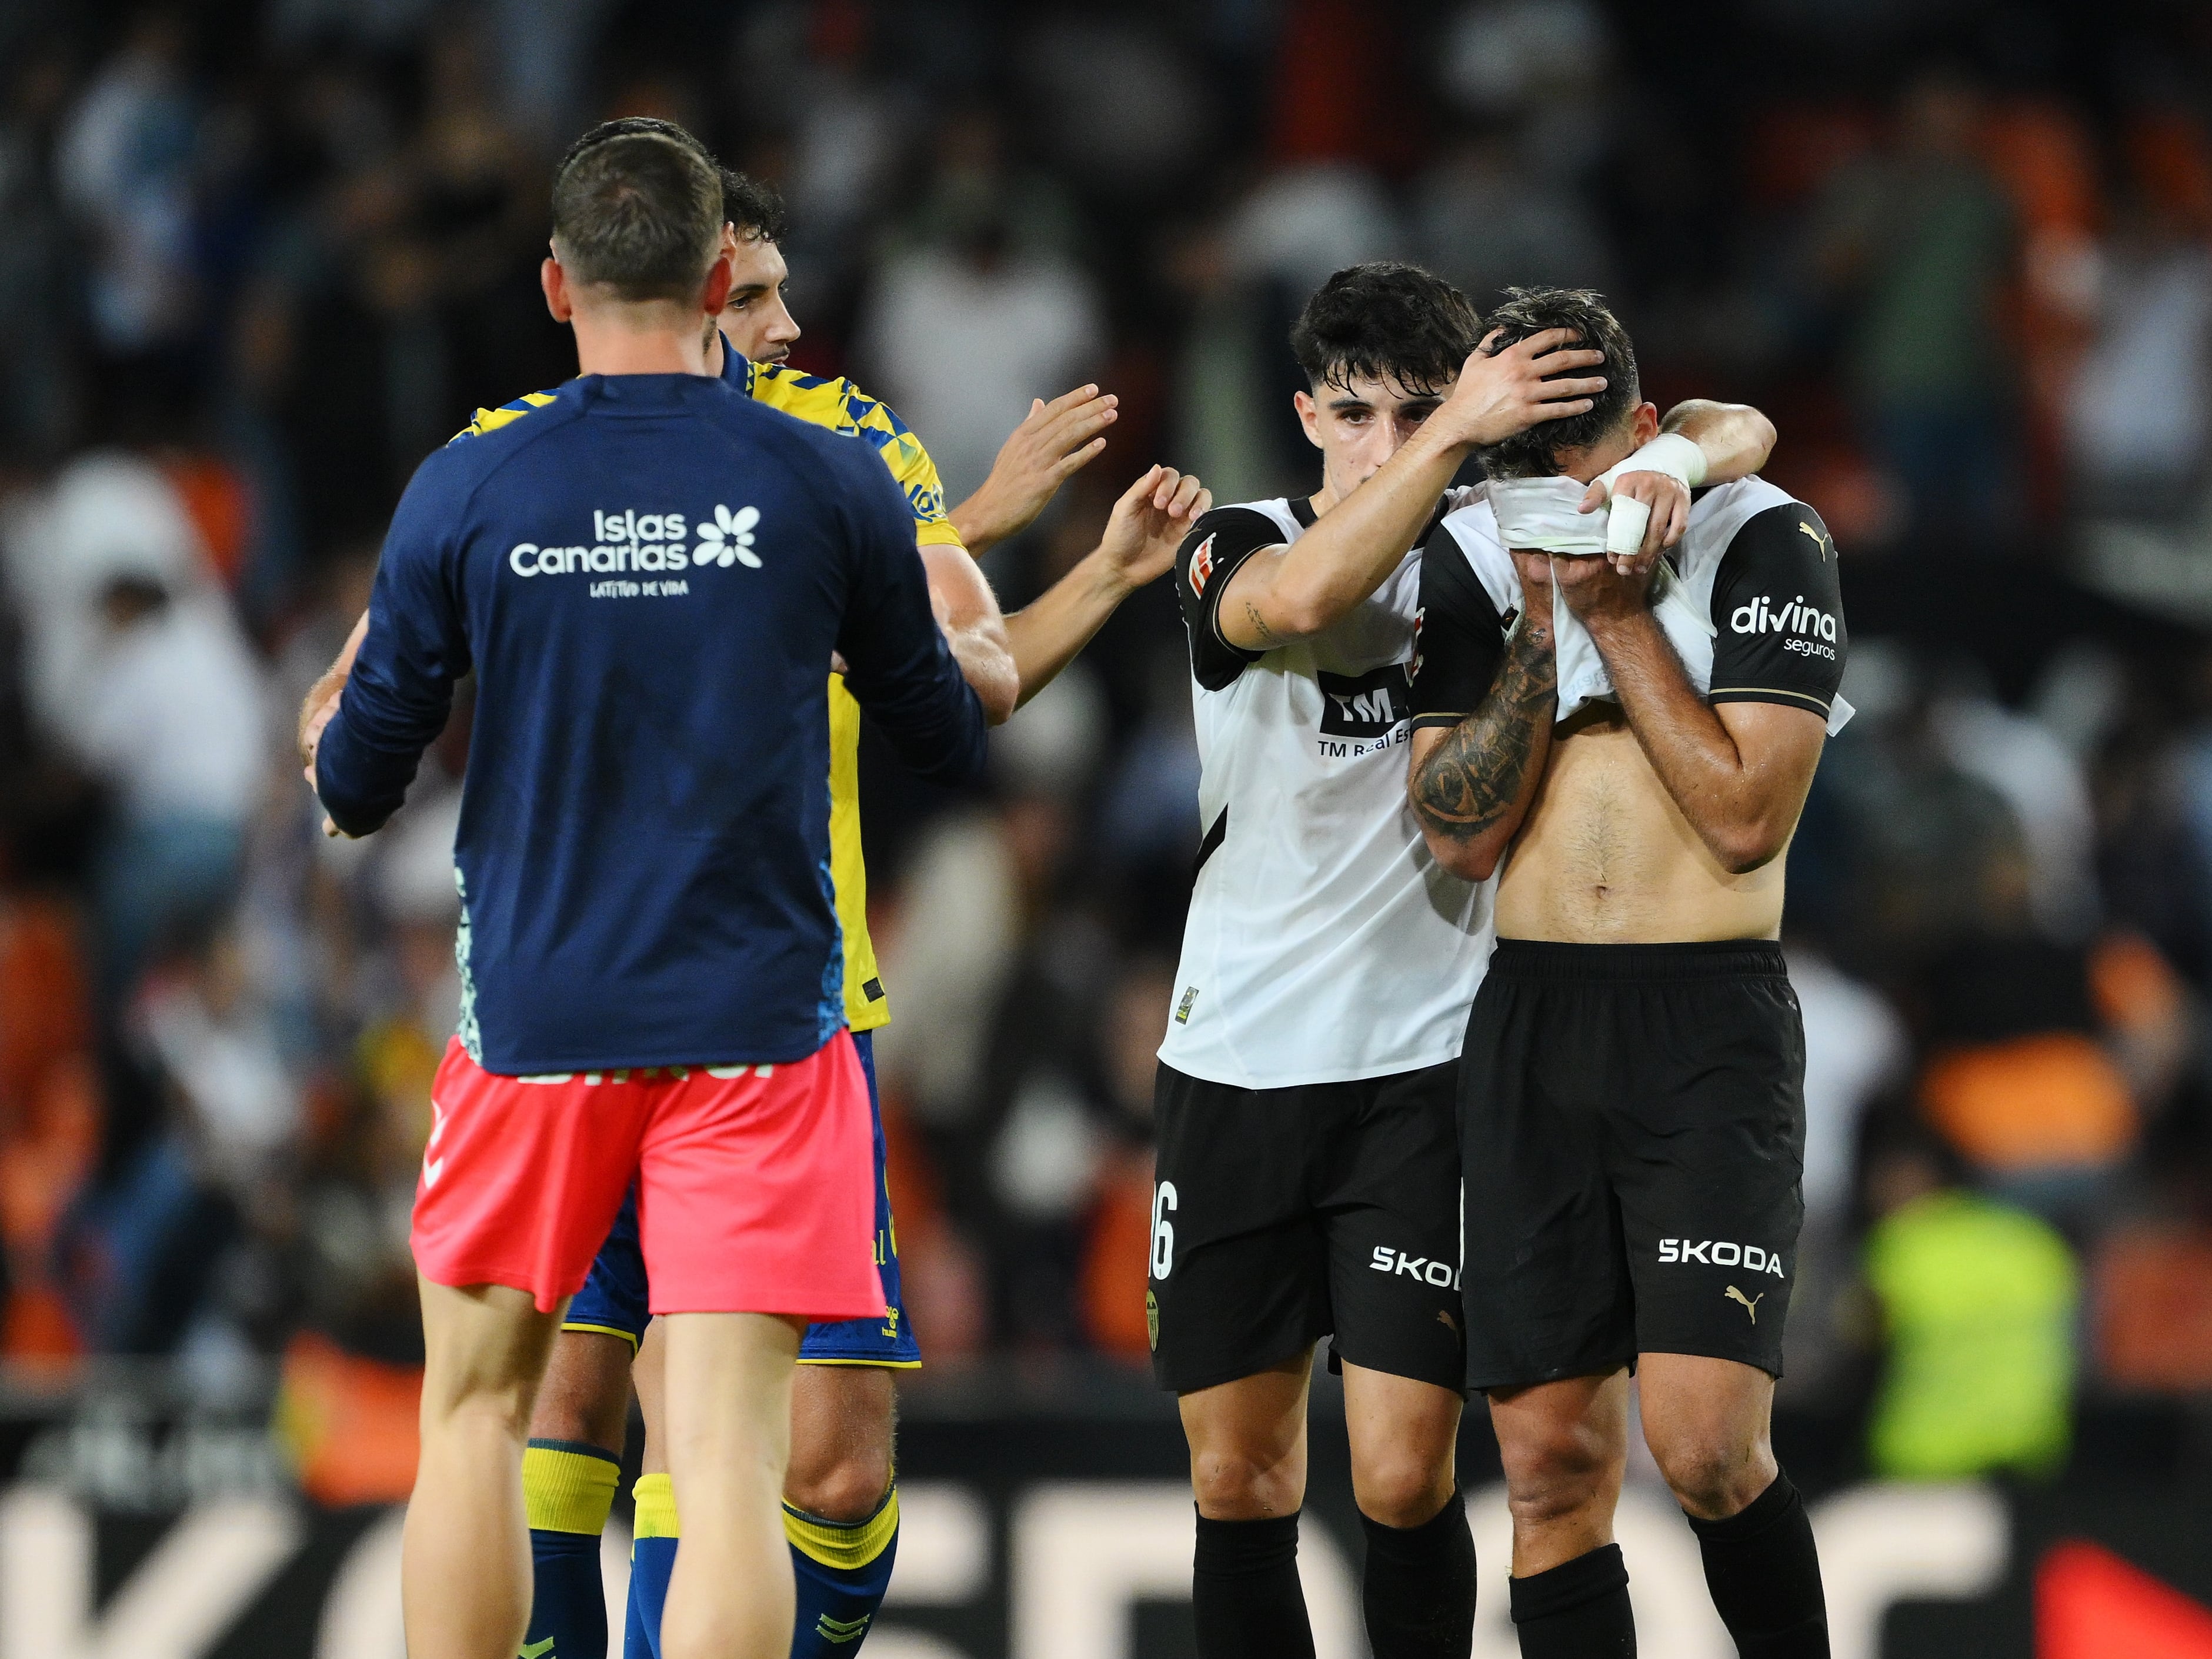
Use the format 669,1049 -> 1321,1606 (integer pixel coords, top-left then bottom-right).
449,355 -> 967,1033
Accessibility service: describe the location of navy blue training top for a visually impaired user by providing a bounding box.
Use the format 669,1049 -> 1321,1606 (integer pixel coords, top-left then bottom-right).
314,371 -> 986,1073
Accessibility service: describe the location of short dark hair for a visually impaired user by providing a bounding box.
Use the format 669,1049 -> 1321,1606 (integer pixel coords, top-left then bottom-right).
550,130 -> 722,302
1289,262 -> 1483,398
718,166 -> 788,244
1475,286 -> 1639,479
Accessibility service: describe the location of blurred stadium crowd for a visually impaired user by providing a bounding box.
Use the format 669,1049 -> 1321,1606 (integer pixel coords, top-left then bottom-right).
2,0 -> 2212,1502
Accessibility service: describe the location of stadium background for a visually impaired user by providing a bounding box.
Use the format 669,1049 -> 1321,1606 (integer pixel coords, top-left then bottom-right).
1,0 -> 2211,1652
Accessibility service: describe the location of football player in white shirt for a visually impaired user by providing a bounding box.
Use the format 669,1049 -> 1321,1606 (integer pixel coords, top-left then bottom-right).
1152,262 -> 1776,1659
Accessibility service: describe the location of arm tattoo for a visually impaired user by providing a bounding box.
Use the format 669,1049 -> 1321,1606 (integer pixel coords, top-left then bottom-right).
1243,600 -> 1285,646
1412,620 -> 1557,844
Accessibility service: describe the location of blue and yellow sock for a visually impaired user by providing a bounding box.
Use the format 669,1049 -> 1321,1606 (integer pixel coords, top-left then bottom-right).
522,1439 -> 622,1659
625,1472 -> 680,1659
786,1484 -> 901,1655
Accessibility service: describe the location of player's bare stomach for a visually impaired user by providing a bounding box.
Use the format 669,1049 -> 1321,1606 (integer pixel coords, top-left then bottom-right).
1495,705 -> 1787,944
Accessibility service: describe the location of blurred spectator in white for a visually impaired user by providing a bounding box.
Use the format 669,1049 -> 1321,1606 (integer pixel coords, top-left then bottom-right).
2066,171 -> 2212,519
1811,70 -> 2017,542
3,450 -> 207,716
55,8 -> 200,360
3,453 -> 265,1000
1780,942 -> 1907,1402
1934,677 -> 2101,938
1227,162 -> 1404,305
858,183 -> 1105,505
139,922 -> 299,1201
75,568 -> 267,999
1791,949 -> 1910,1226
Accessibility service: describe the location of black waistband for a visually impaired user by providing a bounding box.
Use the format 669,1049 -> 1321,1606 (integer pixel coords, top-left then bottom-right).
1489,937 -> 1787,983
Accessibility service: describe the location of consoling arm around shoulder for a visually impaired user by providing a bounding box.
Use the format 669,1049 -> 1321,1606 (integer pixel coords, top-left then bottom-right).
1660,400 -> 1777,484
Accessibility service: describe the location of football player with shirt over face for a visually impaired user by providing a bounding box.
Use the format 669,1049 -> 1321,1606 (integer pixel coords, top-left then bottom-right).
296,118 -> 1208,1659
1153,262 -> 1779,1659
1406,286 -> 1839,1659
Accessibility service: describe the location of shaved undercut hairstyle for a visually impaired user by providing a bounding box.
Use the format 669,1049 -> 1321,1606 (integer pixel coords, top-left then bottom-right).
1476,286 -> 1639,479
550,126 -> 722,302
1290,262 -> 1484,398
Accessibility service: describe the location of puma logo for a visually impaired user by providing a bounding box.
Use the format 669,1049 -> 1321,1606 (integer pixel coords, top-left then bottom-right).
1725,1286 -> 1763,1323
1797,520 -> 1831,559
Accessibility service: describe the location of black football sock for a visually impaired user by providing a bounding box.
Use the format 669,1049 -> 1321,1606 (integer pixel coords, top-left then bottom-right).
1684,1471 -> 1830,1658
1509,1542 -> 1635,1658
1192,1510 -> 1316,1659
1359,1488 -> 1476,1659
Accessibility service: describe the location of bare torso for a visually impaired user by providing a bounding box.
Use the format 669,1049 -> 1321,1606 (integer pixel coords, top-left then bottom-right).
1494,704 -> 1789,943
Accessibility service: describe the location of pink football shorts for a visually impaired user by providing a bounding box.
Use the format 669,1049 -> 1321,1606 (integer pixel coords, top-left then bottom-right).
411,1030 -> 881,1323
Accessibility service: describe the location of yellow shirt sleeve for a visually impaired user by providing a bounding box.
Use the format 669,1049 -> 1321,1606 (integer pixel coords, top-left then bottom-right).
748,364 -> 965,548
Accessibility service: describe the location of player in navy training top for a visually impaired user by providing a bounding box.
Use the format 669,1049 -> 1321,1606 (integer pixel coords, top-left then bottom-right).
309,128 -> 982,1659
315,365 -> 985,1071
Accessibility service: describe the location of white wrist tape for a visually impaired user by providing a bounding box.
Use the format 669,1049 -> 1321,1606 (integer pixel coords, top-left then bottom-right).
1487,477 -> 1607,555
1596,430 -> 1707,495
1593,433 -> 1704,559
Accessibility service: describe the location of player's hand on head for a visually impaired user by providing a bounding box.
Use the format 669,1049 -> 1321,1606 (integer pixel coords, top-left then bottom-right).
1099,464 -> 1209,591
1579,469 -> 1689,571
952,385 -> 1119,552
1439,328 -> 1607,449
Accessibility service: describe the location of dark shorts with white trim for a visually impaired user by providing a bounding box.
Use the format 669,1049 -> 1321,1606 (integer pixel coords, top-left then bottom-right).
1459,939 -> 1806,1393
1148,1059 -> 1465,1396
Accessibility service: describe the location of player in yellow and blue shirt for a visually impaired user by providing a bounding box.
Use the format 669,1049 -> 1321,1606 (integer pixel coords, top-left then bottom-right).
282,119 -> 1216,1659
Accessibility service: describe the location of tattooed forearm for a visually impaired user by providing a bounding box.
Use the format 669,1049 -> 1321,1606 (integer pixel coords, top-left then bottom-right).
1243,600 -> 1285,646
1412,620 -> 1557,844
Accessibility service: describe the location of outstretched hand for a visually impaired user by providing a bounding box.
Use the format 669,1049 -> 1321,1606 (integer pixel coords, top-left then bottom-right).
1432,329 -> 1608,450
1097,465 -> 1210,594
950,385 -> 1119,555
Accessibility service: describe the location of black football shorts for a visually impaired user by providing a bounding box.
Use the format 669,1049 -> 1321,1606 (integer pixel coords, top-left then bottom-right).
1148,1060 -> 1465,1395
1460,939 -> 1806,1392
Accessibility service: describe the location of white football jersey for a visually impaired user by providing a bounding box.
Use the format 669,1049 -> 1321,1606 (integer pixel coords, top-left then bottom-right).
1159,492 -> 1506,1090
1429,476 -> 1854,736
